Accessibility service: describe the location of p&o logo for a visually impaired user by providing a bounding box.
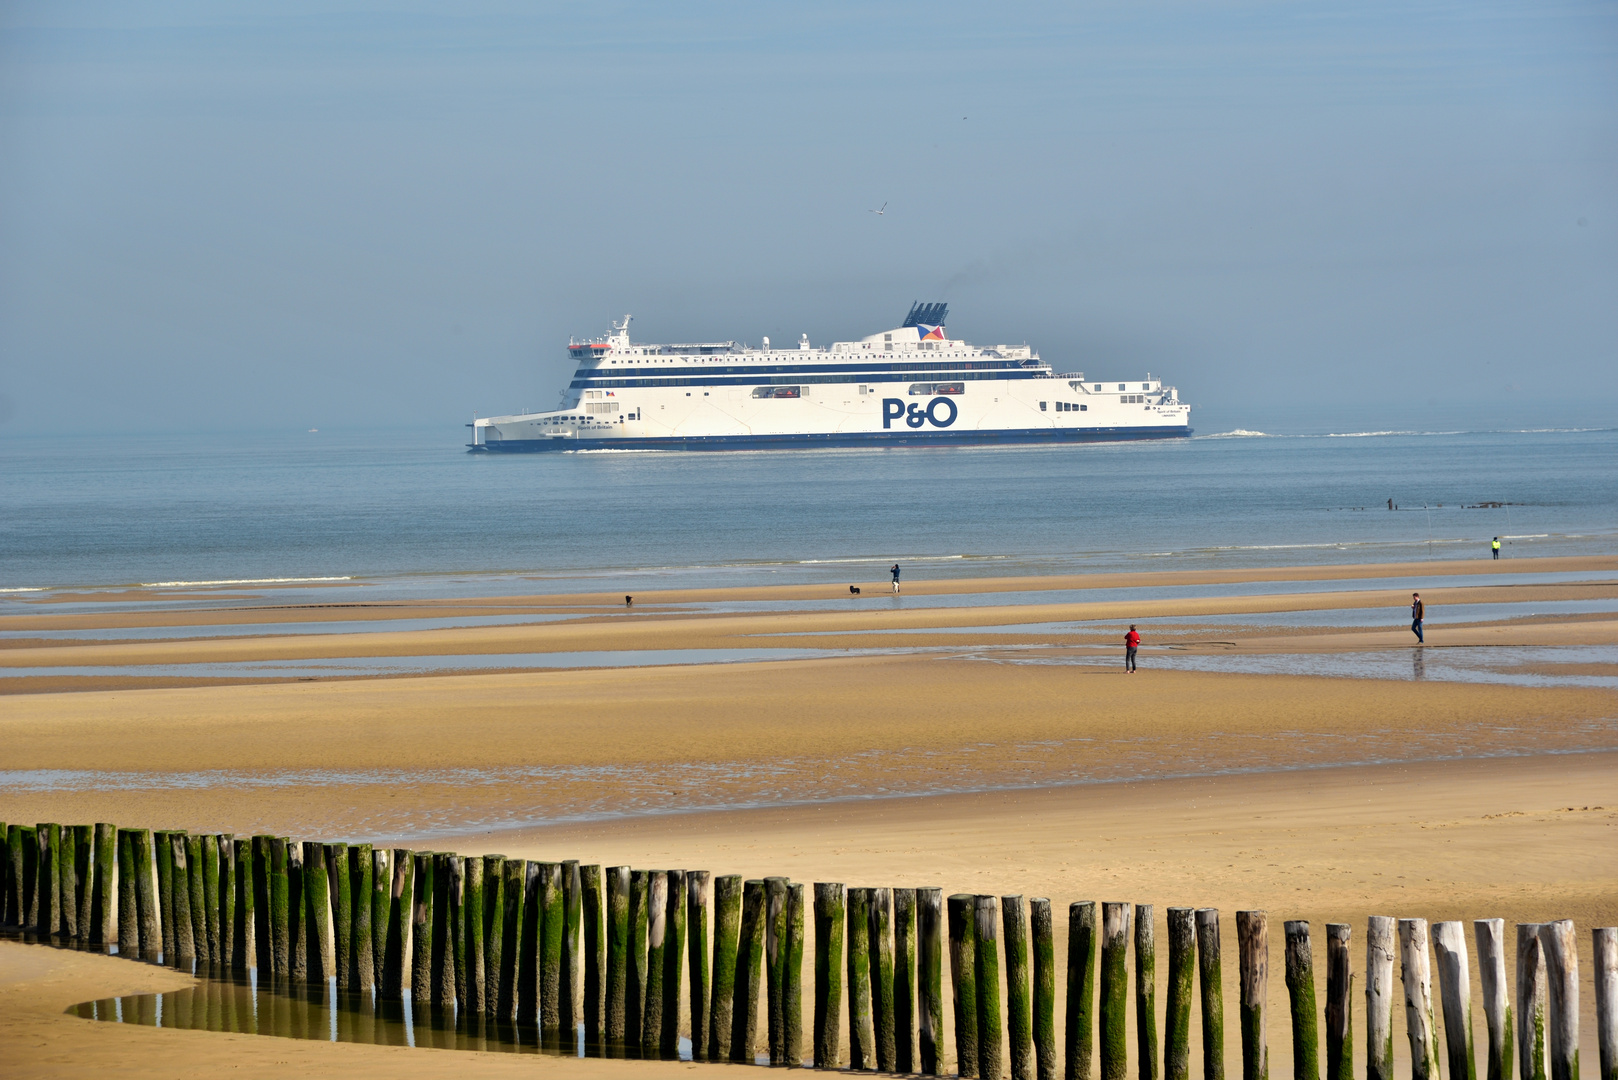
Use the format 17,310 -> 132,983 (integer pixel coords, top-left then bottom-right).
882,397 -> 958,430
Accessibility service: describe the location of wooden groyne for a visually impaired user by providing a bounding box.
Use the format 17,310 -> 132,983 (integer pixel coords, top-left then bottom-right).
3,818 -> 1616,1076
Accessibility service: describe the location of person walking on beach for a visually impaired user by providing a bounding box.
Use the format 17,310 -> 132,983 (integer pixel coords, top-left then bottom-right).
1492,537 -> 1501,560
1411,592 -> 1425,644
1125,624 -> 1140,672
891,564 -> 901,593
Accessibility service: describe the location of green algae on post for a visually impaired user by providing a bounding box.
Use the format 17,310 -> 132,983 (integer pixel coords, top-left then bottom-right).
233,837 -> 255,972
642,870 -> 669,1057
1068,901 -> 1099,1080
920,887 -> 945,1076
784,881 -> 806,1067
976,894 -> 1004,1080
117,829 -> 139,952
477,853 -> 502,1014
185,834 -> 208,964
1284,921 -> 1319,1080
461,854 -> 486,1014
410,852 -> 434,1004
497,857 -> 524,1020
895,888 -> 919,1074
92,823 -> 118,948
374,848 -> 396,994
1100,902 -> 1130,1080
1031,898 -> 1057,1080
1237,910 -> 1269,1080
949,892 -> 979,1079
267,837 -> 289,977
605,865 -> 630,1049
766,876 -> 791,1065
661,869 -> 687,1060
171,833 -> 196,965
686,870 -> 712,1061
303,841 -> 335,982
1165,908 -> 1195,1080
707,871 -> 742,1060
732,878 -> 767,1064
1136,905 -> 1159,1080
351,844 -> 376,994
200,834 -> 220,964
541,862 -> 565,1041
870,886 -> 897,1072
1004,895 -> 1034,1080
847,887 -> 875,1071
564,860 -> 584,1037
813,881 -> 846,1069
1198,909 -> 1227,1080
581,863 -> 604,1044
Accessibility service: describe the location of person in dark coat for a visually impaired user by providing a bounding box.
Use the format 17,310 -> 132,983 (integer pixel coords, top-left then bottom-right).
891,564 -> 901,593
1411,593 -> 1424,643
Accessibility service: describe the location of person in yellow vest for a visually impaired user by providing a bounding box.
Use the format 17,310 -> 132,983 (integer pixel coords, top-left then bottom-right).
1492,537 -> 1501,560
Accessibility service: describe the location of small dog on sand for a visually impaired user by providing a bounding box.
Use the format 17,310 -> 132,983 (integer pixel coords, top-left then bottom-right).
849,586 -> 861,595
625,595 -> 633,606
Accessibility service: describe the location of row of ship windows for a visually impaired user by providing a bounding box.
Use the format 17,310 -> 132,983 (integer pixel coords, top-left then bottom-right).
571,371 -> 1037,390
579,360 -> 1023,380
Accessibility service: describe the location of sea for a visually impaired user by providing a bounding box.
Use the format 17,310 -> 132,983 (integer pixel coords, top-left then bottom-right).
2,426 -> 1615,598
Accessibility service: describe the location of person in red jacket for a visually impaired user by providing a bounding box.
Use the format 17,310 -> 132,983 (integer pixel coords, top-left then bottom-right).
1125,624 -> 1140,672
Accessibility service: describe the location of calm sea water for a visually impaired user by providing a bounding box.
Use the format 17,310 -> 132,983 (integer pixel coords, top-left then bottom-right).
3,426 -> 1615,596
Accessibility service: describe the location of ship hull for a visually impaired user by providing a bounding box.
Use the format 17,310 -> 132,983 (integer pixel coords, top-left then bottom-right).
470,424 -> 1192,452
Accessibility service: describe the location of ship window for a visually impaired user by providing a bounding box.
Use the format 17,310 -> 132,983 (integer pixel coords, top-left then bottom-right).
1039,401 -> 1047,411
1081,404 -> 1087,411
1094,384 -> 1101,391
1118,384 -> 1126,391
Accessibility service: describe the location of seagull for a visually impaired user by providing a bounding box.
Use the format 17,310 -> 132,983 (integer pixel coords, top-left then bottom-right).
869,202 -> 886,215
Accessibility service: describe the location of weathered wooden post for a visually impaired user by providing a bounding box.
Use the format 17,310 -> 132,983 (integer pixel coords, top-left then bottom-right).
198,834 -> 220,963
711,873 -> 743,1061
897,888 -> 920,1074
1137,905 -> 1159,1080
1031,898 -> 1057,1080
251,836 -> 271,971
320,843 -> 349,987
117,830 -> 139,953
814,882 -> 846,1069
583,863 -> 605,1045
1595,927 -> 1617,1080
410,852 -> 434,1005
1475,920 -> 1514,1080
642,870 -> 669,1057
185,834 -> 209,964
1237,910 -> 1268,1080
233,838 -> 254,971
1070,901 -> 1101,1080
564,860 -> 584,1039
687,870 -> 712,1060
171,832 -> 196,965
606,865 -> 630,1049
1284,921 -> 1319,1080
920,887 -> 946,1076
74,824 -> 94,941
55,824 -> 75,938
1366,916 -> 1397,1080
91,823 -> 117,947
267,837 -> 289,976
973,895 -> 1003,1080
375,848 -> 397,994
304,841 -> 335,982
1005,895 -> 1034,1080
21,826 -> 39,932
1100,902 -> 1131,1080
1433,922 -> 1478,1080
350,844 -> 376,995
785,881 -> 806,1067
1517,924 -> 1549,1080
732,879 -> 767,1063
622,866 -> 648,1049
520,860 -> 541,1025
1165,908 -> 1195,1080
951,892 -> 981,1079
445,854 -> 468,1008
219,835 -> 237,968
768,876 -> 793,1065
476,854 -> 501,1014
498,858 -> 523,1020
1538,921 -> 1578,1080
6,826 -> 24,930
848,887 -> 876,1070
1400,918 -> 1441,1080
541,862 -> 565,1041
661,869 -> 687,1060
132,829 -> 159,959
871,887 -> 898,1072
38,824 -> 60,937
1325,924 -> 1352,1080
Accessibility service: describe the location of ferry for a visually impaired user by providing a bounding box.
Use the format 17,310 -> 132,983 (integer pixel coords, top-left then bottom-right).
469,304 -> 1191,451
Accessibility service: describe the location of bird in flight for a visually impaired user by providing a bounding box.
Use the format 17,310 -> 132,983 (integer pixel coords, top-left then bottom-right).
869,202 -> 886,215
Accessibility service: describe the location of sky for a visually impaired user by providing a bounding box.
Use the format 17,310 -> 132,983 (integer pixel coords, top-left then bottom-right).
1,1 -> 1614,435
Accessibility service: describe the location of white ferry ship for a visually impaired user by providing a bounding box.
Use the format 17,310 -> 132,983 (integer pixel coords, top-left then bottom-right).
469,304 -> 1190,451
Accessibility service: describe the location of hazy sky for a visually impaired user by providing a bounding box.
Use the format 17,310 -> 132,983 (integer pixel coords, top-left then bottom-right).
2,1 -> 1614,435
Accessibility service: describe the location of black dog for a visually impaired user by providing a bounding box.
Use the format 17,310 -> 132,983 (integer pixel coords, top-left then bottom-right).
849,586 -> 861,595
625,595 -> 633,606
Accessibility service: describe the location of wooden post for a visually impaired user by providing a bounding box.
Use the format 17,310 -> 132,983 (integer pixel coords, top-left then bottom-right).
1475,920 -> 1514,1080
688,870 -> 712,1061
565,860 -> 584,1040
583,863 -> 604,1046
765,877 -> 791,1064
321,843 -> 350,988
872,886 -> 898,1072
1070,901 -> 1101,1080
1165,908 -> 1195,1080
75,824 -> 95,942
379,849 -> 404,997
1284,921 -> 1319,1080
498,858 -> 523,1019
199,834 -> 220,964
1517,924 -> 1549,1080
466,852 -> 491,1012
57,824 -> 75,938
117,830 -> 139,954
185,834 -> 208,964
22,826 -> 39,933
642,870 -> 668,1057
732,879 -> 767,1064
711,873 -> 743,1062
410,852 -> 434,1005
346,844 -> 373,994
91,823 -> 117,947
234,838 -> 255,971
814,882 -> 846,1069
172,832 -> 196,965
304,841 -> 335,983
5,826 -> 23,930
219,835 -> 237,969
1237,910 -> 1269,1080
482,854 -> 506,1016
37,824 -> 59,937
434,853 -> 458,1012
542,862 -> 566,1041
1537,921 -> 1578,1080
521,860 -> 542,1025
1032,898 -> 1057,1080
1101,902 -> 1131,1080
1594,927 -> 1616,1080
1433,922 -> 1478,1080
974,894 -> 1003,1080
785,882 -> 806,1067
920,887 -> 946,1076
1138,905 -> 1160,1080
897,888 -> 920,1075
157,830 -> 176,956
445,854 -> 467,1008
1325,924 -> 1352,1080
662,869 -> 687,1060
1005,895 -> 1034,1080
952,892 -> 981,1079
1400,919 -> 1441,1080
1366,917 -> 1397,1080
251,836 -> 271,972
846,887 -> 875,1070
625,867 -> 647,1049
267,837 -> 289,977
605,865 -> 630,1049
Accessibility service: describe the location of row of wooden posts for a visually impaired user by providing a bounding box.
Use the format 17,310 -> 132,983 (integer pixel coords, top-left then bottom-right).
4,821 -> 1617,1080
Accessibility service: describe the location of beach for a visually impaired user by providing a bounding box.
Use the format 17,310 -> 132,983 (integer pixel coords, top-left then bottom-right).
2,554 -> 1615,1078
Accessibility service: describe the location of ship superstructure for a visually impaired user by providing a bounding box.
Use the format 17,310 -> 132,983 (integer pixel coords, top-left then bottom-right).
470,304 -> 1190,451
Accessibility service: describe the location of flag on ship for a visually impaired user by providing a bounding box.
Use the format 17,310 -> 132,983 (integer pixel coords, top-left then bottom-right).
917,324 -> 946,341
